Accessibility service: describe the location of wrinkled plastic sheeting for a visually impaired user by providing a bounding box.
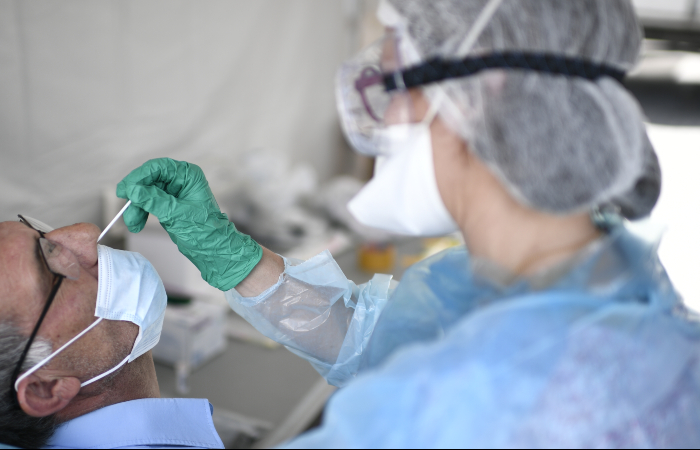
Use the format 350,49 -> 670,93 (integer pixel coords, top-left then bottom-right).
225,250 -> 394,387
283,225 -> 700,448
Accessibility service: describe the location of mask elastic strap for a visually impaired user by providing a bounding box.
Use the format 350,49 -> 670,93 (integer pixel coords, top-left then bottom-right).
81,326 -> 143,387
456,0 -> 505,58
421,92 -> 443,127
81,354 -> 130,387
14,317 -> 104,392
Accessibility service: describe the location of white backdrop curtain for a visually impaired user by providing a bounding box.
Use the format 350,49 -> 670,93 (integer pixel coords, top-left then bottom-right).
0,0 -> 350,227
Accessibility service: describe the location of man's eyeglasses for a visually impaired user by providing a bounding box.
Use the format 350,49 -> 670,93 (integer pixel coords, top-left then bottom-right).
10,215 -> 80,398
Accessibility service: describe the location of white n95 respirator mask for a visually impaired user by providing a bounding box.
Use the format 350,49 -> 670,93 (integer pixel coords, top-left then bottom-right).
15,246 -> 167,391
347,105 -> 459,236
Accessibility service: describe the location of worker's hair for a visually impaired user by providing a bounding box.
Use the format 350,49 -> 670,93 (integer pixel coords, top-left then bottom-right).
0,321 -> 58,448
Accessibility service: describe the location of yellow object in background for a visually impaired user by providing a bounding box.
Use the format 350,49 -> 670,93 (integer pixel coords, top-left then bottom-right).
422,236 -> 463,259
358,243 -> 396,273
402,235 -> 464,268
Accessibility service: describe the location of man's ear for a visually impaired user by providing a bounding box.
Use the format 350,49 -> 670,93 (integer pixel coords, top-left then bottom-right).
16,373 -> 81,417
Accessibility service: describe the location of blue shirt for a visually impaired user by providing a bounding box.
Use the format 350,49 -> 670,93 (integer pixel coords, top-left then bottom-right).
45,398 -> 224,449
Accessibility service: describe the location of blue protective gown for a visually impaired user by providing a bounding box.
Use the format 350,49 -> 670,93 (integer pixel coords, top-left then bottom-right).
226,223 -> 700,447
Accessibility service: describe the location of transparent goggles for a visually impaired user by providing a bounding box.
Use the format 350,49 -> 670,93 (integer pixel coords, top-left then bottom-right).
336,30 -> 420,157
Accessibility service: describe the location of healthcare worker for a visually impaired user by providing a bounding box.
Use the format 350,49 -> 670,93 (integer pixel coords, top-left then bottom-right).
118,0 -> 700,447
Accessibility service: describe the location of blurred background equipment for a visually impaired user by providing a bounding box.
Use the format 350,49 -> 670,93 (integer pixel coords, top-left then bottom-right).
633,0 -> 700,48
1,0 -> 699,448
0,0 -> 353,228
218,149 -> 328,252
153,296 -> 228,395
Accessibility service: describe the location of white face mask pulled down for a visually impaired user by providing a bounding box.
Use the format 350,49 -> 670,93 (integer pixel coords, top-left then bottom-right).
347,105 -> 459,237
15,246 -> 167,391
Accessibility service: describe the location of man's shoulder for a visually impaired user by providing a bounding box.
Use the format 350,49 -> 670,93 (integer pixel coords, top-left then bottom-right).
45,398 -> 223,450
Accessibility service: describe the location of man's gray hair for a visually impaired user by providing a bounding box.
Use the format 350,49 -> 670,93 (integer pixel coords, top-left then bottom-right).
0,321 -> 58,448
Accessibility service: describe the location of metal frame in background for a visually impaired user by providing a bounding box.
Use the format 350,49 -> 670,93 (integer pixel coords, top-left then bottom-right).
637,0 -> 700,49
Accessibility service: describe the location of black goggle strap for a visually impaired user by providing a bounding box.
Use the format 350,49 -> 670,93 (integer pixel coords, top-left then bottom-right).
384,52 -> 626,92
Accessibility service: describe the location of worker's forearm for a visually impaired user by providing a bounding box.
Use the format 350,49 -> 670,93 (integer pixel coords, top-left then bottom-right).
234,246 -> 285,297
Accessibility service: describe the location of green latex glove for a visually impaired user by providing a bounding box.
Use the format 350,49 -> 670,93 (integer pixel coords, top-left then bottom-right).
116,158 -> 262,291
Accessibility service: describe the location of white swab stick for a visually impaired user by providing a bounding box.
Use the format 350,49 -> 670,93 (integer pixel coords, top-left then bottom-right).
98,200 -> 132,243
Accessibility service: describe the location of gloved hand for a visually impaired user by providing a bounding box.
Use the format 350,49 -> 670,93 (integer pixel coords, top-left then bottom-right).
116,158 -> 262,291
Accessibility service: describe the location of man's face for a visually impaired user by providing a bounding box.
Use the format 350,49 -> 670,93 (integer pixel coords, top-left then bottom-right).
0,221 -> 138,406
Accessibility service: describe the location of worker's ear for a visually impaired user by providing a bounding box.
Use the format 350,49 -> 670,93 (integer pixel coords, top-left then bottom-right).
16,373 -> 81,417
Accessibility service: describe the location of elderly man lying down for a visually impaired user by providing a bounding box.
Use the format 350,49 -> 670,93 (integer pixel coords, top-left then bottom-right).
0,217 -> 223,449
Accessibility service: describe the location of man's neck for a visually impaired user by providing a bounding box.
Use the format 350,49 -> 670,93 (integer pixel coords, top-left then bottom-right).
56,353 -> 160,423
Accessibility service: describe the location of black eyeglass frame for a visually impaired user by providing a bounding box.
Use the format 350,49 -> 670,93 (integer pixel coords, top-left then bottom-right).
10,215 -> 66,401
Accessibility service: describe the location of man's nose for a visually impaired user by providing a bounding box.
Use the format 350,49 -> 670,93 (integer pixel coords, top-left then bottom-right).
45,223 -> 101,278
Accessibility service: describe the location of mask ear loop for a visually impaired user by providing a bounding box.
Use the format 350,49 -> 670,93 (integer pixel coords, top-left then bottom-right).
456,0 -> 505,57
81,327 -> 143,387
15,318 -> 104,391
14,317 -> 143,390
80,355 -> 130,387
418,0 -> 503,148
422,94 -> 443,127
